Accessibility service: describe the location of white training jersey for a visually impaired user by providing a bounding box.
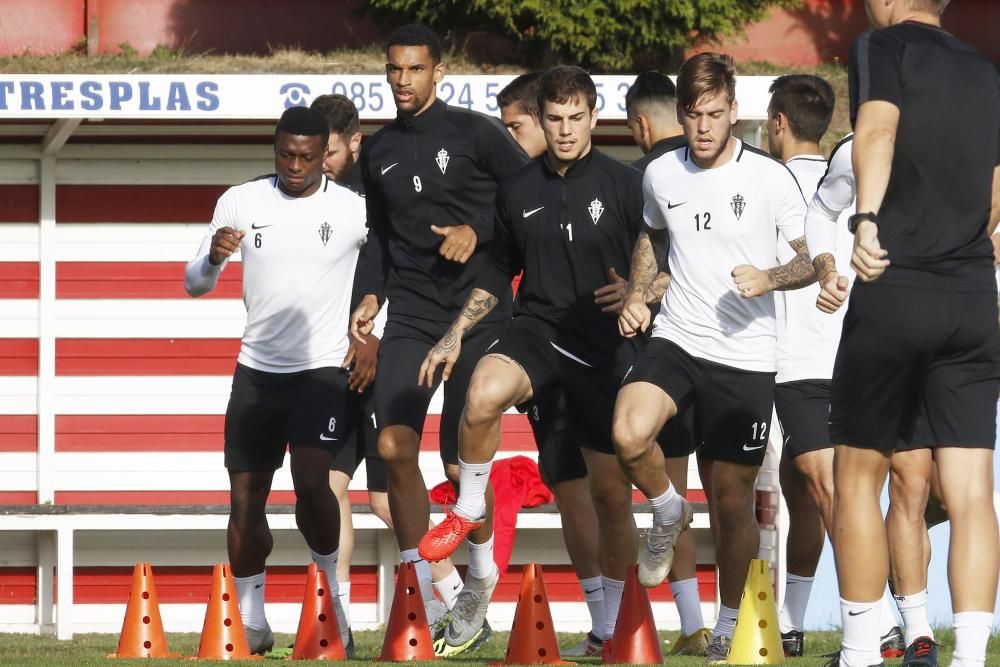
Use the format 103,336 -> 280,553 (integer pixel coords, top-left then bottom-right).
644,140 -> 806,372
185,174 -> 368,373
776,152 -> 855,383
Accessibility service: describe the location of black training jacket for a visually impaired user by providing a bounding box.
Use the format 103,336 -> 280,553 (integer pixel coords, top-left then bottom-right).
479,148 -> 645,371
359,99 -> 529,322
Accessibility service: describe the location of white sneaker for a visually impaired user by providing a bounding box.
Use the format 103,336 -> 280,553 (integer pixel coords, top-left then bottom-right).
244,623 -> 274,655
425,598 -> 449,637
639,498 -> 693,587
562,631 -> 603,657
444,568 -> 498,647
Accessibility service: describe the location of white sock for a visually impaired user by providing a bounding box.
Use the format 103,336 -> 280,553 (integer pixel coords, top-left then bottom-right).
310,548 -> 341,598
233,572 -> 267,631
579,576 -> 605,640
433,567 -> 464,609
878,593 -> 899,635
952,611 -> 993,667
840,598 -> 883,667
713,604 -> 738,640
337,581 -> 352,629
467,533 -> 497,580
778,573 -> 814,633
601,577 -> 625,641
453,458 -> 491,520
649,483 -> 683,526
401,548 -> 435,604
894,589 -> 933,644
670,577 -> 705,637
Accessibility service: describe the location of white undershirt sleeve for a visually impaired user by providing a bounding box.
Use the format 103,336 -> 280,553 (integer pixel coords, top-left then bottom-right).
805,140 -> 856,262
185,189 -> 236,297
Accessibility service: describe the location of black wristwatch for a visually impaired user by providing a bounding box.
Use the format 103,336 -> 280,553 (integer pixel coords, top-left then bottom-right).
847,211 -> 879,234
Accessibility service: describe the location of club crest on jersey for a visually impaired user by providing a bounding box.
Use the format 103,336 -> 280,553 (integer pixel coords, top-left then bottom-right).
730,193 -> 746,220
318,222 -> 332,246
588,198 -> 605,224
436,148 -> 450,174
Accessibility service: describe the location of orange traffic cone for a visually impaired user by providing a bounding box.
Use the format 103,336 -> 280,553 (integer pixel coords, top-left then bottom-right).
494,563 -> 571,665
292,563 -> 347,660
196,563 -> 253,660
379,561 -> 436,661
112,563 -> 172,658
606,566 -> 663,665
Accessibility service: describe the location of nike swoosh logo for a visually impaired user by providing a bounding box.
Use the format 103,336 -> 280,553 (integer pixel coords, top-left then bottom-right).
250,223 -> 273,229
583,587 -> 601,595
667,201 -> 686,209
522,206 -> 545,218
452,583 -> 461,591
319,434 -> 338,441
742,443 -> 765,451
848,609 -> 870,616
254,583 -> 263,589
474,471 -> 488,476
381,163 -> 399,175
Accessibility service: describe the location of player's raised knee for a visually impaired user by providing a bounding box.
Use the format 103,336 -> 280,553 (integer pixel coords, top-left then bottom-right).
464,372 -> 517,426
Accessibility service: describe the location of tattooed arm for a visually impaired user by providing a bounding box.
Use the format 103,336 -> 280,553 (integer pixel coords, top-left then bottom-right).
417,288 -> 499,388
768,237 -> 818,290
619,227 -> 668,337
732,236 -> 817,299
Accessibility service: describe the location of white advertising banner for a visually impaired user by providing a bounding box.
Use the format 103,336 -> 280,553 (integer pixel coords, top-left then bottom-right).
0,74 -> 777,121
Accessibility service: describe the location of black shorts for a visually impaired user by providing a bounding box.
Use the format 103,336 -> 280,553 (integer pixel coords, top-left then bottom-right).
622,338 -> 775,466
527,387 -> 589,486
830,284 -> 1000,451
657,403 -> 697,459
528,385 -> 696,486
491,316 -> 625,458
374,313 -> 505,465
224,363 -> 350,472
775,380 -> 832,458
330,388 -> 388,493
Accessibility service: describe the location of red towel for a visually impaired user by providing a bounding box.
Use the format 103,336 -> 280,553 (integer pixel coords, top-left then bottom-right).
428,455 -> 553,575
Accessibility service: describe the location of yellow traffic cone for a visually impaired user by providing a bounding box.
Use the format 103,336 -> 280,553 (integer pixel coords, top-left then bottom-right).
727,559 -> 783,664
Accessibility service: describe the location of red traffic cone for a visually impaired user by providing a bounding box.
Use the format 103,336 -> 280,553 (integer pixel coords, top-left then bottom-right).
112,563 -> 172,658
379,561 -> 436,661
292,563 -> 347,660
493,563 -> 572,665
196,563 -> 253,660
606,566 -> 663,665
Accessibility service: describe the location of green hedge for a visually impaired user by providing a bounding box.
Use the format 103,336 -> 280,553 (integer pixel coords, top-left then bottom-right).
365,0 -> 799,71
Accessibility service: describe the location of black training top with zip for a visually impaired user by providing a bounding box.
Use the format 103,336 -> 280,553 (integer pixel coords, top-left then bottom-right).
359,99 -> 529,322
479,148 -> 645,371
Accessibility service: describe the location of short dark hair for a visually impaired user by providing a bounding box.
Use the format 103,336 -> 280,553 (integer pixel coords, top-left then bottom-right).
497,72 -> 543,119
768,74 -> 835,143
677,52 -> 736,112
275,106 -> 329,145
537,66 -> 597,113
625,70 -> 677,119
385,23 -> 442,63
310,94 -> 360,137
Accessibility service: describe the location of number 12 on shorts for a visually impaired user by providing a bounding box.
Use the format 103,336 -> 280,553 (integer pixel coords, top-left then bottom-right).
750,421 -> 767,442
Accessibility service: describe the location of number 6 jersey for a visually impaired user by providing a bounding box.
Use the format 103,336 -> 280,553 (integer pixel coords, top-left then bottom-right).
185,175 -> 368,373
643,140 -> 806,372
